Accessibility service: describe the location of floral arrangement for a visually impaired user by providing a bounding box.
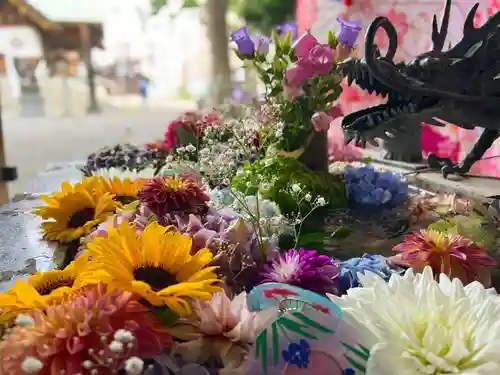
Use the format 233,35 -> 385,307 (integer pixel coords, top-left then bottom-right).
1,22 -> 500,375
231,18 -> 360,172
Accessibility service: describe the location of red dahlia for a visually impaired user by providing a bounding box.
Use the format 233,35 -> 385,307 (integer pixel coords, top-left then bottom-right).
138,176 -> 209,217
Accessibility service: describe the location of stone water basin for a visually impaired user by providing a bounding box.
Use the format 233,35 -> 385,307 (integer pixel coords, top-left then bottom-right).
0,162 -> 84,291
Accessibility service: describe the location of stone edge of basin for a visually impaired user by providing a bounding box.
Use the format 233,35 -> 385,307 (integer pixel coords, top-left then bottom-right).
369,158 -> 500,200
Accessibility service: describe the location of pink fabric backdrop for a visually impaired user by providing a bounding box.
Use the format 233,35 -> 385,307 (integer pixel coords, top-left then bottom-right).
297,0 -> 500,176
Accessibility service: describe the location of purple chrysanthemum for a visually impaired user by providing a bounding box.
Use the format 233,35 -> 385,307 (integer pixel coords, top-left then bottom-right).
260,249 -> 339,295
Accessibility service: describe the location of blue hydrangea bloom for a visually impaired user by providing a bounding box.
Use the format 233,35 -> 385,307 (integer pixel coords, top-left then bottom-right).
344,165 -> 408,207
233,195 -> 282,218
209,187 -> 234,207
337,254 -> 399,294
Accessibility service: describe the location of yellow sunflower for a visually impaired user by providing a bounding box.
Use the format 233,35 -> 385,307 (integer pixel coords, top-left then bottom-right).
76,221 -> 222,317
94,176 -> 148,205
33,180 -> 119,243
0,261 -> 81,321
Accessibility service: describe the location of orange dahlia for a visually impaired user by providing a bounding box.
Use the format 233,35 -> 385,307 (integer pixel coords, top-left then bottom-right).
392,229 -> 497,285
0,284 -> 171,375
138,176 -> 209,218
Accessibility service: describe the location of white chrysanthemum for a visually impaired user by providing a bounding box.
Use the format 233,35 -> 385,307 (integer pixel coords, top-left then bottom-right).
328,267 -> 500,375
92,167 -> 157,179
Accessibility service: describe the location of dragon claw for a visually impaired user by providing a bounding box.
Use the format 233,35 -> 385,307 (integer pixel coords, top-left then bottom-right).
428,153 -> 468,178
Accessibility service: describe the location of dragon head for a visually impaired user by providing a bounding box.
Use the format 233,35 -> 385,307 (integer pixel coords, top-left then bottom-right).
340,0 -> 500,147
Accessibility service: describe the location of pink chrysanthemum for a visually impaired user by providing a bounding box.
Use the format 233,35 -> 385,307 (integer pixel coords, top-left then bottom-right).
138,176 -> 209,218
260,249 -> 339,295
0,284 -> 171,375
392,229 -> 497,285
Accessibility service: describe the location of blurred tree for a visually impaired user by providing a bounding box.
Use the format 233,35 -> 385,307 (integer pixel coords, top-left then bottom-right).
151,0 -> 166,14
150,0 -> 232,106
205,0 -> 232,106
151,0 -> 198,14
240,0 -> 295,32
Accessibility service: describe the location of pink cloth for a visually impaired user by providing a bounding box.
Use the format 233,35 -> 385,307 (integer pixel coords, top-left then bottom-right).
298,0 -> 500,176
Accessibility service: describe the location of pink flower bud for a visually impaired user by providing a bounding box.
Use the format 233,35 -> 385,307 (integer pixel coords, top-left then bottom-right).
311,112 -> 333,132
308,44 -> 336,76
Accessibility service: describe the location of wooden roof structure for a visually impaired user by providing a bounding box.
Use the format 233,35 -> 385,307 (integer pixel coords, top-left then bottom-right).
0,0 -> 104,52
2,0 -> 61,31
0,0 -> 106,203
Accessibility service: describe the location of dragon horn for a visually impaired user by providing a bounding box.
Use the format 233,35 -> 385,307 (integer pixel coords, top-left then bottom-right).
431,0 -> 452,52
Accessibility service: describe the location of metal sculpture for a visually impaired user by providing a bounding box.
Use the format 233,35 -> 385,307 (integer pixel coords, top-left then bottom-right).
340,0 -> 500,178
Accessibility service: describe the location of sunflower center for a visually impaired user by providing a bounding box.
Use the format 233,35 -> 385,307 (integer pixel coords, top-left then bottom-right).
36,277 -> 75,295
116,196 -> 137,205
133,266 -> 178,292
68,207 -> 95,228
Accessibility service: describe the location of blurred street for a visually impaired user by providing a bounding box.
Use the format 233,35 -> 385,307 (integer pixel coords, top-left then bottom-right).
0,76 -> 194,196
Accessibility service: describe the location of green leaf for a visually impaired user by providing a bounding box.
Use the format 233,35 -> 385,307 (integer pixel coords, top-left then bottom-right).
181,0 -> 198,8
283,31 -> 292,54
176,125 -> 197,146
427,219 -> 456,233
272,30 -> 282,55
271,58 -> 282,73
150,307 -> 180,326
324,92 -> 341,103
234,49 -> 244,60
261,74 -> 271,84
296,231 -> 325,248
269,86 -> 283,97
331,226 -> 353,239
327,31 -> 338,48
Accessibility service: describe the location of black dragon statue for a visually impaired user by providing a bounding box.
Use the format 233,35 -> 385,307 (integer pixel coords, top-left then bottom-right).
339,0 -> 500,178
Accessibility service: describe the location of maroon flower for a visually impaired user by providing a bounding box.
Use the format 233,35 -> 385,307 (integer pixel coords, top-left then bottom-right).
139,176 -> 209,218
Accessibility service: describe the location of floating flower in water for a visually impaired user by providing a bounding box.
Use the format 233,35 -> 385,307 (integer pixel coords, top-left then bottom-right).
260,249 -> 339,295
139,176 -> 209,218
77,221 -> 222,316
0,284 -> 171,374
392,229 -> 497,285
0,261 -> 80,322
329,267 -> 500,375
33,180 -> 118,243
337,254 -> 401,294
169,291 -> 270,374
344,165 -> 408,207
